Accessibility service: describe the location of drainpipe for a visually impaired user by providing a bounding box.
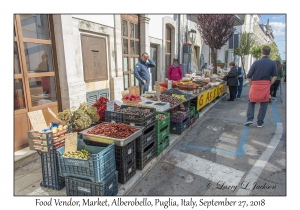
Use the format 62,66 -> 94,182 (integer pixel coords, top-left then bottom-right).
178,14 -> 181,63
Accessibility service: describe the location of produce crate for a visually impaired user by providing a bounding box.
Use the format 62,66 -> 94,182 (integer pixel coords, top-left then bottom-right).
156,124 -> 170,142
28,124 -> 72,153
195,110 -> 200,119
65,170 -> 118,196
136,121 -> 156,152
163,88 -> 195,100
40,150 -> 65,190
120,105 -> 156,127
83,139 -> 136,184
170,107 -> 189,122
170,117 -> 189,135
57,139 -> 116,183
136,141 -> 156,170
104,110 -> 123,123
189,116 -> 195,127
189,106 -> 195,119
156,135 -> 170,156
156,111 -> 170,131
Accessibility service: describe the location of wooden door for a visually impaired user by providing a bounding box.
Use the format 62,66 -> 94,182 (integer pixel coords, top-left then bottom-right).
14,14 -> 61,151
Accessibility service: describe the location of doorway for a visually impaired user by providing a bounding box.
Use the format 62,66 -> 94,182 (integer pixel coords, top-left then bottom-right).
150,44 -> 157,89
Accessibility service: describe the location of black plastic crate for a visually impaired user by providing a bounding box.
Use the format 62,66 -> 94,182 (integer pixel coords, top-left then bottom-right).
170,117 -> 189,135
65,170 -> 118,196
136,121 -> 156,152
120,105 -> 156,127
83,139 -> 137,184
136,141 -> 156,170
39,150 -> 65,190
105,110 -> 123,123
28,124 -> 72,153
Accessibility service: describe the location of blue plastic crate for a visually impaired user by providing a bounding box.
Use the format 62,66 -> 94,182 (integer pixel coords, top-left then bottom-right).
65,170 -> 118,196
57,139 -> 116,183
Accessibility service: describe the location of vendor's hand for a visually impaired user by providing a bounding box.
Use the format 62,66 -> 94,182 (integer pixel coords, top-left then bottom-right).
143,80 -> 146,84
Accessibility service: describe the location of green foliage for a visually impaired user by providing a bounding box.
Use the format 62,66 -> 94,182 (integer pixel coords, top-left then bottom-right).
251,45 -> 263,60
250,43 -> 282,61
234,32 -> 255,57
269,43 -> 282,61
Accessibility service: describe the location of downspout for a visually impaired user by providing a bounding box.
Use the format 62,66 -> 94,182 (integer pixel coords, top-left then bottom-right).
178,14 -> 181,63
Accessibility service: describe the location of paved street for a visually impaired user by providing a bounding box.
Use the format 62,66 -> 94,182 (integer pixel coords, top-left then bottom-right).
14,82 -> 286,196
128,82 -> 286,196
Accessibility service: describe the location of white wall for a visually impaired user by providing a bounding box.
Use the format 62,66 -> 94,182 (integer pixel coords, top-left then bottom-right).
72,15 -> 114,28
148,15 -> 174,40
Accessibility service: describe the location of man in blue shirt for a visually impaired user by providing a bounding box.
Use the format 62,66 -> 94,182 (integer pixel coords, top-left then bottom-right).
244,46 -> 277,128
134,52 -> 156,94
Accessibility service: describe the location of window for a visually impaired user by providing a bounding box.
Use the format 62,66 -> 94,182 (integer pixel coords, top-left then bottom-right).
121,15 -> 139,90
81,34 -> 108,82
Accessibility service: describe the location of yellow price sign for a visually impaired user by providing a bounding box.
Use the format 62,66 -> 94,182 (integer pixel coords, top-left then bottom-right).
218,84 -> 224,96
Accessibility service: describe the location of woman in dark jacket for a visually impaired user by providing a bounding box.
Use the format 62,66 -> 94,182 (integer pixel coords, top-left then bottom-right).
223,62 -> 238,101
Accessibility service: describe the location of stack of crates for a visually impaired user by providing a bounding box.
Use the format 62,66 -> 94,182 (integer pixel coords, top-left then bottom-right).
195,109 -> 200,120
120,105 -> 157,170
27,124 -> 73,190
156,111 -> 170,156
83,139 -> 137,185
188,106 -> 196,127
57,139 -> 118,196
170,106 -> 190,135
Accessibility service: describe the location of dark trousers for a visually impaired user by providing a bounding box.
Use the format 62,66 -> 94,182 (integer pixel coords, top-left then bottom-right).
270,80 -> 280,97
229,86 -> 235,100
139,84 -> 149,95
246,101 -> 268,125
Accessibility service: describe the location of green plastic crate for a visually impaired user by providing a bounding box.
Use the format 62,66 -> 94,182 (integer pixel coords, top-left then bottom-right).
156,135 -> 170,156
156,124 -> 170,143
189,106 -> 195,119
156,111 -> 170,131
195,110 -> 200,119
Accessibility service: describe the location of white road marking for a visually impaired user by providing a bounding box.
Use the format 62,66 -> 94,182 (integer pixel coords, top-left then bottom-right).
236,123 -> 283,195
165,149 -> 245,186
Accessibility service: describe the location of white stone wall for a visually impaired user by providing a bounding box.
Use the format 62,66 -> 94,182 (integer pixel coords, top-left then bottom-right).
72,15 -> 114,28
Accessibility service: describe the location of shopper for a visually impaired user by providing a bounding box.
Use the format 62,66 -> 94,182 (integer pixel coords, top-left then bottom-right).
223,62 -> 238,101
236,66 -> 244,99
134,52 -> 156,94
168,59 -> 183,81
282,61 -> 286,83
245,46 -> 278,128
269,60 -> 283,102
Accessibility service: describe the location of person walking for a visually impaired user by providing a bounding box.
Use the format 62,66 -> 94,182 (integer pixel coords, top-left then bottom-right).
134,52 -> 156,94
245,46 -> 278,128
168,59 -> 182,81
236,66 -> 244,99
282,61 -> 286,83
223,62 -> 238,101
269,60 -> 283,102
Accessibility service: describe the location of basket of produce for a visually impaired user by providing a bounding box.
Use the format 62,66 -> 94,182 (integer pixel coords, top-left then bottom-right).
57,138 -> 116,183
122,94 -> 141,106
146,95 -> 183,108
81,122 -> 143,146
118,105 -> 156,127
159,81 -> 178,89
163,88 -> 195,100
92,96 -> 119,123
57,102 -> 99,132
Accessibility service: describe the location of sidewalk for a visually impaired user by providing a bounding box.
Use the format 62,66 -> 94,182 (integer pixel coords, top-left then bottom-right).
14,81 -> 249,196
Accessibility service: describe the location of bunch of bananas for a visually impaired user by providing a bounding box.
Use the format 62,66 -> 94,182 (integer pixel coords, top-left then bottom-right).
172,94 -> 186,101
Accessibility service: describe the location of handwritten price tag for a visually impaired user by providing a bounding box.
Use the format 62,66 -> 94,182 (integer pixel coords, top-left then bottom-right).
28,110 -> 47,133
107,101 -> 115,112
168,80 -> 172,90
64,132 -> 78,153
